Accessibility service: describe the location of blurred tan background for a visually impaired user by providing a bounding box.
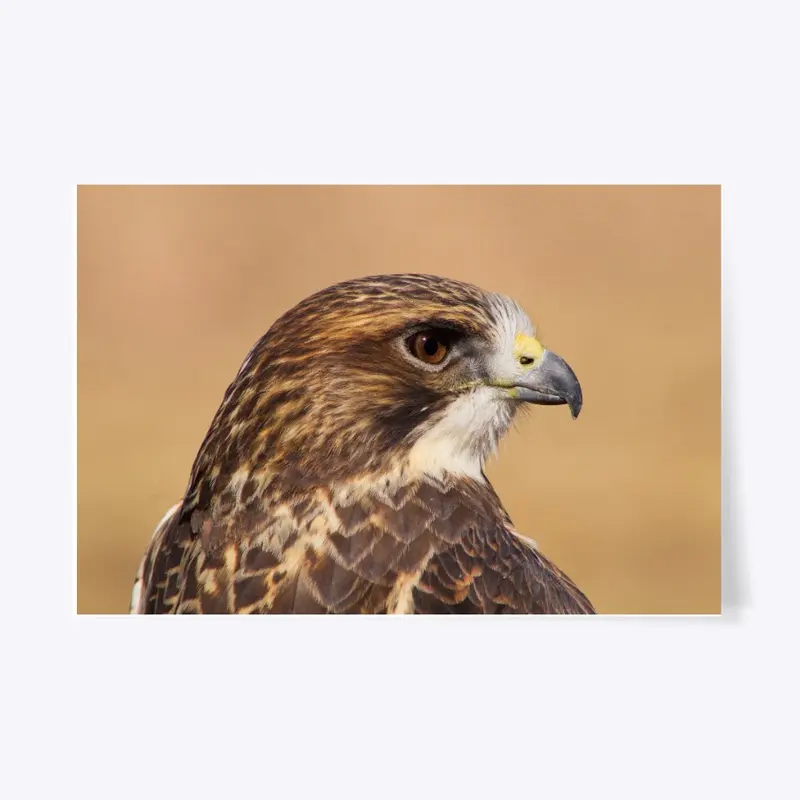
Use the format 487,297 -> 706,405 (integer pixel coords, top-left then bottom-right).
77,186 -> 720,614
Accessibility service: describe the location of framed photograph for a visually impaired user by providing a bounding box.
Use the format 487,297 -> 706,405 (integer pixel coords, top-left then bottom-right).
78,185 -> 720,615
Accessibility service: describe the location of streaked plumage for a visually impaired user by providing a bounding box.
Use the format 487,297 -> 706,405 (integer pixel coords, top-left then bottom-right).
131,274 -> 593,614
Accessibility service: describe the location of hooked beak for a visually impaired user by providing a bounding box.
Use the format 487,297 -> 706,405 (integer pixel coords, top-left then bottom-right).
513,349 -> 583,420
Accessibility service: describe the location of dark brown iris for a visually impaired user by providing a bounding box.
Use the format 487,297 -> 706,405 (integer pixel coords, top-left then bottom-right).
409,331 -> 449,364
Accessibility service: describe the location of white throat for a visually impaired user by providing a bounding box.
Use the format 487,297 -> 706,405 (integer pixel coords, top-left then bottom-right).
405,387 -> 514,481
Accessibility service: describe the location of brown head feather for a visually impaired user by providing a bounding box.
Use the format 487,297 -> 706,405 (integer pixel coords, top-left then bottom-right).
184,274 -> 515,498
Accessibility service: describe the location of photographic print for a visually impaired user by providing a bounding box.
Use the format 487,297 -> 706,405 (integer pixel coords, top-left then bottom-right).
77,185 -> 720,614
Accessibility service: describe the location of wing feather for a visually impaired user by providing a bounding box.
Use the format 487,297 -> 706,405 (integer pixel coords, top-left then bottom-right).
413,525 -> 594,614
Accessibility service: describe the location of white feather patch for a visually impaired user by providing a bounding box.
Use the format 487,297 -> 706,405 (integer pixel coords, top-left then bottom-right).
406,387 -> 513,480
129,502 -> 181,614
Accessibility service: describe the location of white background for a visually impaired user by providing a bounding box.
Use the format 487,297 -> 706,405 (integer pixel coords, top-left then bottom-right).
1,1 -> 798,798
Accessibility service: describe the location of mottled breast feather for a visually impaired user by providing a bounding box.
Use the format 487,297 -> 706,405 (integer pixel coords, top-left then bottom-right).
134,471 -> 593,614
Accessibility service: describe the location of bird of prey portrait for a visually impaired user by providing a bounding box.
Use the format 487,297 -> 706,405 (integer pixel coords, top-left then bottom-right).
130,274 -> 594,614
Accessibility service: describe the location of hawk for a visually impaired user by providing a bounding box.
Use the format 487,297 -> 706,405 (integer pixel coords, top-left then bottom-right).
131,274 -> 594,614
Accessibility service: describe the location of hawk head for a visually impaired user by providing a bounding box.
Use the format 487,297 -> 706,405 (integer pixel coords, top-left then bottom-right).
189,274 -> 581,495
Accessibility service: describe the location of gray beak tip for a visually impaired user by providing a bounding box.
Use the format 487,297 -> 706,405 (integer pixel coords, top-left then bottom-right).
568,386 -> 583,420
514,349 -> 583,420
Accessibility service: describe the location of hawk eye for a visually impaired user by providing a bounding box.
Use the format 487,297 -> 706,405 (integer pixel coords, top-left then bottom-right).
408,330 -> 449,365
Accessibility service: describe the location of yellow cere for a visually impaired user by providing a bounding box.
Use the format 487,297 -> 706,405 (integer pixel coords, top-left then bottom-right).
513,333 -> 545,365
